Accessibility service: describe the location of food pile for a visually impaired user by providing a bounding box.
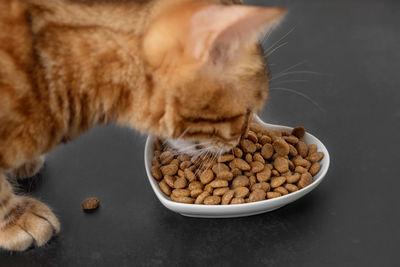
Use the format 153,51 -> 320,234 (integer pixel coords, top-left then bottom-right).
151,122 -> 324,205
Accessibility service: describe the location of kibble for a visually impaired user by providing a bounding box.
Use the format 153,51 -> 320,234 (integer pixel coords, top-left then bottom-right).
152,122 -> 324,205
82,197 -> 100,211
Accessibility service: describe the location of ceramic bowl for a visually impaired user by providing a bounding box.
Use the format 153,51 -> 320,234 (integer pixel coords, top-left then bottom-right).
144,115 -> 330,218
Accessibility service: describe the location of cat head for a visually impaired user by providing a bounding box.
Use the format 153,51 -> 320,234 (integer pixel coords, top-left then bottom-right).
142,0 -> 285,154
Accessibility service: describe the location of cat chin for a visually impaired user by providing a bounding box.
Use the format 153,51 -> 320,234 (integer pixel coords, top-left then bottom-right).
166,138 -> 232,156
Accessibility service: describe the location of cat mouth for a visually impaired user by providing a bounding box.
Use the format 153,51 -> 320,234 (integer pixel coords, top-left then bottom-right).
167,138 -> 239,156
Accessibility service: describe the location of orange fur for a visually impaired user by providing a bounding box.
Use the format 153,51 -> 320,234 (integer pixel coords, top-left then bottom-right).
0,0 -> 285,250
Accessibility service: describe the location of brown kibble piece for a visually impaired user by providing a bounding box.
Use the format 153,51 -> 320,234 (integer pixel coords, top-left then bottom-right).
160,151 -> 174,165
288,144 -> 298,157
177,169 -> 185,178
274,186 -> 289,195
159,180 -> 171,196
231,168 -> 242,177
307,152 -> 324,163
171,195 -> 194,204
195,191 -> 210,204
309,162 -> 321,176
251,182 -> 270,192
170,159 -> 179,167
273,138 -> 290,156
188,181 -> 203,191
249,189 -> 266,202
204,184 -> 213,194
174,176 -> 187,189
286,173 -> 301,184
231,158 -> 251,171
267,192 -> 281,199
212,163 -> 230,174
204,196 -> 221,205
233,147 -> 243,158
217,171 -> 234,181
308,144 -> 317,156
160,164 -> 178,176
261,144 -> 274,159
273,157 -> 289,173
210,179 -> 229,188
172,189 -> 190,197
249,122 -> 263,133
249,175 -> 257,187
151,166 -> 162,180
283,135 -> 299,144
284,183 -> 299,193
152,156 -> 160,167
184,168 -> 196,182
256,168 -> 271,182
250,161 -> 264,173
82,197 -> 100,211
295,166 -> 308,174
298,172 -> 313,189
200,169 -> 214,184
190,188 -> 204,198
240,139 -> 257,153
271,176 -> 286,188
164,175 -> 175,188
245,153 -> 253,163
259,135 -> 272,145
253,153 -> 265,164
231,175 -> 250,188
234,187 -> 250,198
221,190 -> 235,205
292,126 -> 306,138
293,156 -> 311,168
271,170 -> 280,176
296,141 -> 308,158
213,187 -> 230,196
247,131 -> 258,143
218,154 -> 235,162
231,197 -> 245,204
177,154 -> 190,162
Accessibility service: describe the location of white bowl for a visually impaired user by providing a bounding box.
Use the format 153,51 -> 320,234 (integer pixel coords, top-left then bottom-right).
144,115 -> 330,218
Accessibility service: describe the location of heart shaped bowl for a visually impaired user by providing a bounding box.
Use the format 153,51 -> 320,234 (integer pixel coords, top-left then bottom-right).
144,115 -> 330,218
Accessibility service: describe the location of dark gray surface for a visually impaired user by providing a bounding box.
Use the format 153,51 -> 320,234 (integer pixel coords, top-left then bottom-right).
1,0 -> 400,266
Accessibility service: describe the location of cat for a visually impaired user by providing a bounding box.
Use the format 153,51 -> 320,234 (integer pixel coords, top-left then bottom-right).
0,0 -> 285,251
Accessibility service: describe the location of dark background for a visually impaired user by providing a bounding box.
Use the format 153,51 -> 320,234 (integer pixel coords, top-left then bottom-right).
2,0 -> 400,266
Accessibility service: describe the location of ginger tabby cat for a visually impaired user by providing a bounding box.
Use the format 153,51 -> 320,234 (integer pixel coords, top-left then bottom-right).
0,0 -> 285,251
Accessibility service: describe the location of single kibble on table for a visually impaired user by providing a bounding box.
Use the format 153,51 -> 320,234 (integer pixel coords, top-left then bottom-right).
151,122 -> 324,205
82,197 -> 100,211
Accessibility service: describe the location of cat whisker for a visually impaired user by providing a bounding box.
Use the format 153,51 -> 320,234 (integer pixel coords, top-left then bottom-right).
271,79 -> 308,85
163,127 -> 191,147
263,26 -> 296,54
270,70 -> 324,81
265,41 -> 288,58
269,87 -> 325,112
271,61 -> 307,78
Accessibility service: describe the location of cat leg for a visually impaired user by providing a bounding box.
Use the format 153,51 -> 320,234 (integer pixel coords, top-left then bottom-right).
0,172 -> 60,251
6,156 -> 45,179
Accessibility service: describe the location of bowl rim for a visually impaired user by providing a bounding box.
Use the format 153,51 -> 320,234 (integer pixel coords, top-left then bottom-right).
144,115 -> 330,210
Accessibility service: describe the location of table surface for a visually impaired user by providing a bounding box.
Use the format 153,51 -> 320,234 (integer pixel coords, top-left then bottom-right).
2,0 -> 400,266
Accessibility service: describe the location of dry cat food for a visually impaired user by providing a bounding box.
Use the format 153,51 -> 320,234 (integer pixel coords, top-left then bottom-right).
151,122 -> 324,205
82,197 -> 100,211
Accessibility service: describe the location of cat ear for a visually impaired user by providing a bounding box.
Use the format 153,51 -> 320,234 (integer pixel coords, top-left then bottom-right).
186,4 -> 286,64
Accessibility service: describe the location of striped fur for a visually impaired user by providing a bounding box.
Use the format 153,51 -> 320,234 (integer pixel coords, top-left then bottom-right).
0,0 -> 284,250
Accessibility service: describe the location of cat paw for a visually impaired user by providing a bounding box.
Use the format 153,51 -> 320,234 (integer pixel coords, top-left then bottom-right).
7,156 -> 45,179
0,197 -> 60,251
